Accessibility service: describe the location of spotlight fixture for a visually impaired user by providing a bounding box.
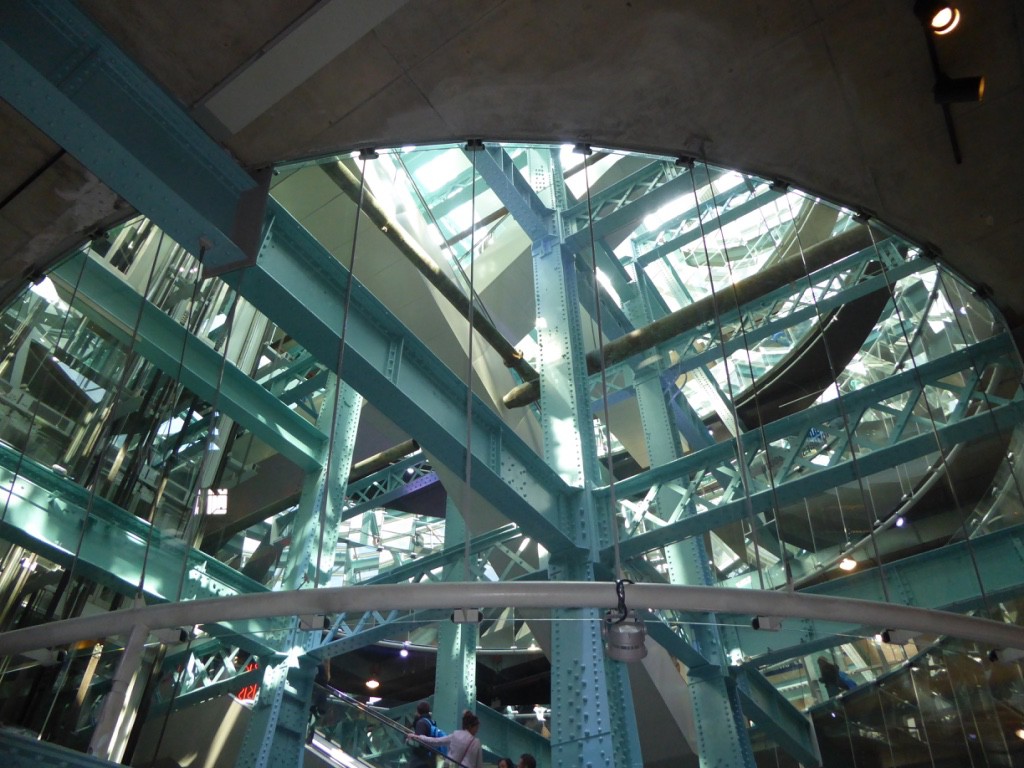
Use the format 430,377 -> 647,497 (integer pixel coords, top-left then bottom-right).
988,647 -> 1024,663
365,676 -> 380,690
603,579 -> 647,662
751,616 -> 783,632
839,557 -> 858,571
934,74 -> 985,104
914,1 -> 961,36
881,628 -> 920,645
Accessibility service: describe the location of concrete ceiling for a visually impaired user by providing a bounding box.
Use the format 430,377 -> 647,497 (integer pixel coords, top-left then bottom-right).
1,0 -> 1022,323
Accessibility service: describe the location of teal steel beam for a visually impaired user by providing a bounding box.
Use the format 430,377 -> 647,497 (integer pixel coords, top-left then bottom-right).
226,201 -> 576,554
342,454 -> 438,518
591,239 -> 914,406
723,521 -> 1024,665
667,251 -> 924,378
359,524 -> 523,586
732,666 -> 822,767
0,443 -> 285,652
561,162 -> 714,255
608,333 -> 1023,560
635,184 -> 781,269
50,252 -> 324,471
0,0 -> 265,274
644,614 -> 714,670
470,145 -> 554,242
476,704 -> 551,768
616,399 -> 1024,562
315,609 -> 449,659
149,665 -> 264,717
0,728 -> 117,768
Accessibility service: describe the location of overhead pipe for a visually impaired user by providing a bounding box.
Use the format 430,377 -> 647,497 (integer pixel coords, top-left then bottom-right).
2,580 -> 1023,658
348,438 -> 420,483
323,162 -> 539,386
503,225 -> 874,408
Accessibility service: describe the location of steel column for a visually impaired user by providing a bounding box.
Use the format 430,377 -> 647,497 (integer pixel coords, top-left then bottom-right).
282,376 -> 361,590
434,501 -> 478,729
626,290 -> 757,767
533,234 -> 643,768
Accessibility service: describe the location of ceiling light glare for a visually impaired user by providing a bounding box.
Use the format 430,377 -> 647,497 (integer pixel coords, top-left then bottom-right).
839,557 -> 858,571
915,2 -> 961,35
365,677 -> 380,690
1015,728 -> 1024,741
930,5 -> 960,35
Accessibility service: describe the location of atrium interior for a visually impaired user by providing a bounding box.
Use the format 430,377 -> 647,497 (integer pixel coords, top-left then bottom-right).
1,2 -> 1023,768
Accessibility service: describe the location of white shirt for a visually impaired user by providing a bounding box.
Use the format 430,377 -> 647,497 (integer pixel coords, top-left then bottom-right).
416,728 -> 482,768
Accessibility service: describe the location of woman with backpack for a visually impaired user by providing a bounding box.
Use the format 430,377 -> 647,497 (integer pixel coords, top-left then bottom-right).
409,709 -> 482,768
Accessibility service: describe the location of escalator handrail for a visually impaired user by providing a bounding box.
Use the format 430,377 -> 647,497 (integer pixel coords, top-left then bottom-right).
317,683 -> 472,768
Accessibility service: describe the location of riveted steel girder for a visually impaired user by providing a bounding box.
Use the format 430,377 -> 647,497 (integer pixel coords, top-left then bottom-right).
470,145 -> 555,242
723,521 -> 1024,665
0,728 -> 116,767
0,0 -> 265,274
223,201 -> 575,554
608,333 -> 1024,561
50,252 -> 324,471
732,666 -> 822,767
0,444 -> 287,653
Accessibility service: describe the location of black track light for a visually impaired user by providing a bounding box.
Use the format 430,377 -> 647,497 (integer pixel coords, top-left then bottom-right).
934,74 -> 985,104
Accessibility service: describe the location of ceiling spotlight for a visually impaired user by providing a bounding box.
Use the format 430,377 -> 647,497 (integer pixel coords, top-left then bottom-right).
934,75 -> 985,104
839,557 -> 858,571
915,2 -> 961,36
1016,728 -> 1024,741
365,677 -> 380,690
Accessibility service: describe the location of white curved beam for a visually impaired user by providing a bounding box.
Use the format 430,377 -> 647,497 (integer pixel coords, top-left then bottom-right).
1,582 -> 1021,657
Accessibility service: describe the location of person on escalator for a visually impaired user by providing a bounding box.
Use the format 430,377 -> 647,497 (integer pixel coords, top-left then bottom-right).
817,656 -> 856,696
409,700 -> 438,768
410,709 -> 483,768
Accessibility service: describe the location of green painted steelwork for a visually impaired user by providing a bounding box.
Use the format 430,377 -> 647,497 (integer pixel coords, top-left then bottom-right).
50,252 -> 324,471
0,443 -> 287,653
732,666 -> 821,766
281,377 -> 360,590
532,231 -> 643,768
721,521 -> 1024,666
0,728 -> 119,767
609,333 -> 1024,560
627,285 -> 759,767
0,0 -> 263,274
224,201 -> 576,554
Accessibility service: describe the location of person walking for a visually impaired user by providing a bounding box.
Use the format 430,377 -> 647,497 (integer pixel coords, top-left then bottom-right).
410,709 -> 482,768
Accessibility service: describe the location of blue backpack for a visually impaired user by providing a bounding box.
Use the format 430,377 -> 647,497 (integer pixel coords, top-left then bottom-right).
416,716 -> 448,756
